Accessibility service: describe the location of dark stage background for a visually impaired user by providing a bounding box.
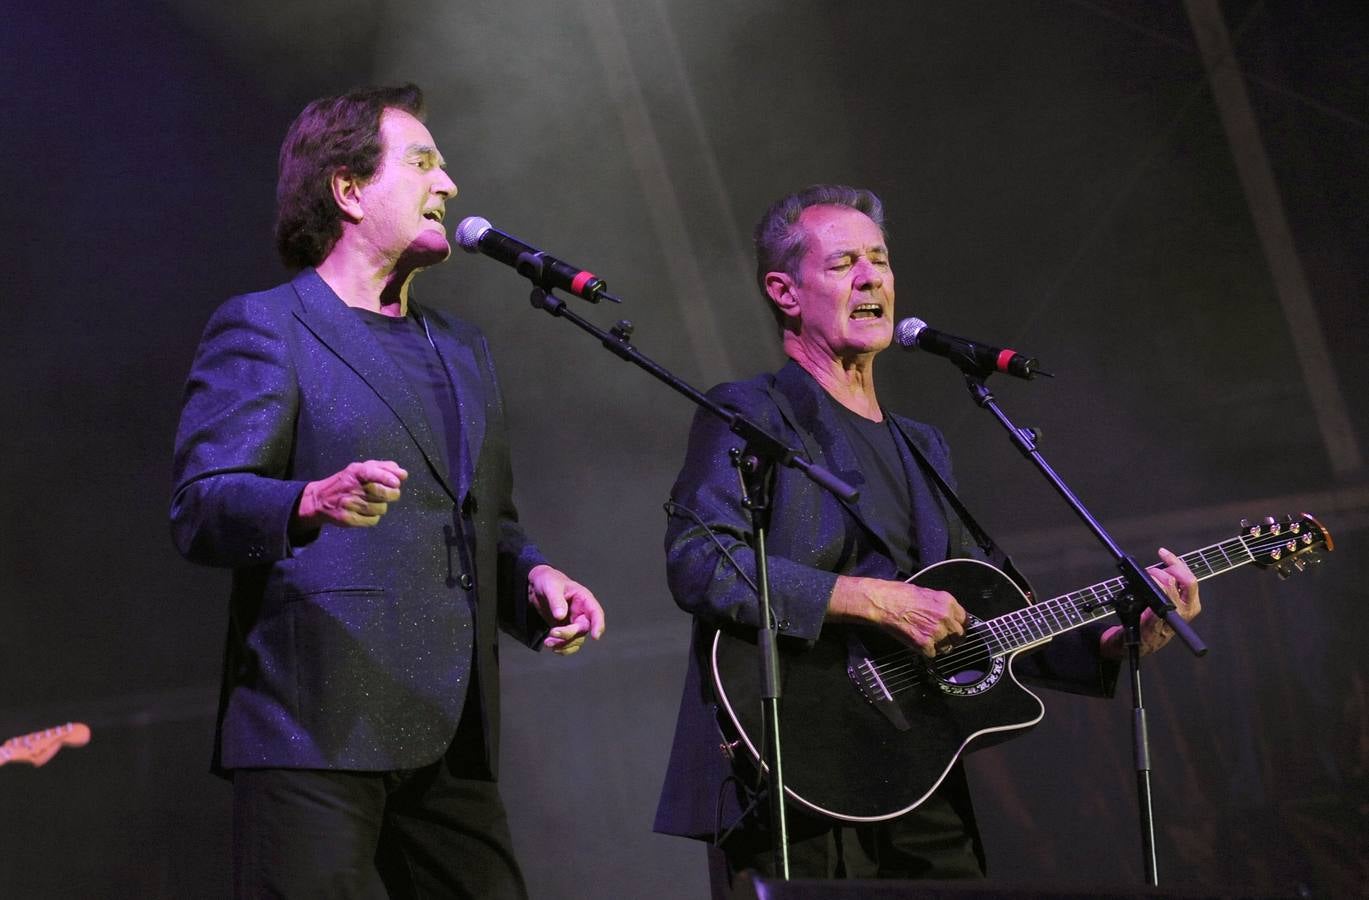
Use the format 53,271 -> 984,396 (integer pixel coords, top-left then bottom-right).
3,1 -> 1366,897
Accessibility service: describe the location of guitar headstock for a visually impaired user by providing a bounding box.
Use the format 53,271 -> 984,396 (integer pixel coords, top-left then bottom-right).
0,722 -> 91,768
1239,513 -> 1333,579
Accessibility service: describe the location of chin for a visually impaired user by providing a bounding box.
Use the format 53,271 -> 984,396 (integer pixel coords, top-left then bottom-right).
404,234 -> 452,267
853,330 -> 893,355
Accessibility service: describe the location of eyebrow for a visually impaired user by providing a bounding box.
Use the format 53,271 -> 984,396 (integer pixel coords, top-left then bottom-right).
406,143 -> 447,168
824,245 -> 888,261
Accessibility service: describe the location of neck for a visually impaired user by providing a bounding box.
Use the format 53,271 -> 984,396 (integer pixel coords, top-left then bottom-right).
315,240 -> 417,317
785,339 -> 882,421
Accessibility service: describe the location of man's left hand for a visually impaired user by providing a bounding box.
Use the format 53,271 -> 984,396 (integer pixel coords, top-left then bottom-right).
1101,547 -> 1202,659
528,565 -> 606,656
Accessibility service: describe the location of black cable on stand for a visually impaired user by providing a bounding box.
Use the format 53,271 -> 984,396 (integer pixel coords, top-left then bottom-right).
524,285 -> 857,878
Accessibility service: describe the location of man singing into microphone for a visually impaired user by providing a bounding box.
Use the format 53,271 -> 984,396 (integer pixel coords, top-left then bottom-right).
653,185 -> 1200,887
170,84 -> 605,898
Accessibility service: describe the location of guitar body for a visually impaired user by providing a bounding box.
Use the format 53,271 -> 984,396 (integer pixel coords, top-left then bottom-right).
712,558 -> 1047,822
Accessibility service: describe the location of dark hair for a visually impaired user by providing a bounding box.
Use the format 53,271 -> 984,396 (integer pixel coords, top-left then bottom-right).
274,84 -> 426,270
752,184 -> 886,330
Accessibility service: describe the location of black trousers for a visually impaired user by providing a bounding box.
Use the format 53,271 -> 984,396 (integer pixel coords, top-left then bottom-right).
708,763 -> 985,896
231,694 -> 524,899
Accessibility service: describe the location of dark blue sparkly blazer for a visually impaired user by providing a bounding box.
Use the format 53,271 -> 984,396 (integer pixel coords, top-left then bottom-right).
171,268 -> 547,775
653,360 -> 1118,840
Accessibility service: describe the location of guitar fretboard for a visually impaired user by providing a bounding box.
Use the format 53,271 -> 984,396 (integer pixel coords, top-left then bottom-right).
981,532 -> 1276,655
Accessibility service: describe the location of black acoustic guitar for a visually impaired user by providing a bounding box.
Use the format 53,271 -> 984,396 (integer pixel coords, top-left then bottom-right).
710,514 -> 1332,822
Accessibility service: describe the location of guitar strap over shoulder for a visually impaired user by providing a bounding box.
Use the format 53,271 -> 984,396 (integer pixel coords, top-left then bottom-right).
765,369 -> 1032,596
889,419 -> 1035,598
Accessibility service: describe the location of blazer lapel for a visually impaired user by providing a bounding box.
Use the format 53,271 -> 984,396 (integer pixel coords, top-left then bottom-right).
289,270 -> 460,502
772,362 -> 953,569
770,362 -> 893,557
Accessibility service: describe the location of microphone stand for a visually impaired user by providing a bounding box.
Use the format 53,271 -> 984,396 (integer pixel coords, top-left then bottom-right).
523,286 -> 857,879
952,362 -> 1204,887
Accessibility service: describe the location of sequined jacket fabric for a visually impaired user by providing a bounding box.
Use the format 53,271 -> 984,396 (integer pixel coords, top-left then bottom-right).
170,268 -> 547,774
653,360 -> 1118,840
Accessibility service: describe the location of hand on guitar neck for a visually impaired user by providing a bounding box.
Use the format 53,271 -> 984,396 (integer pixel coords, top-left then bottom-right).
1098,547 -> 1202,659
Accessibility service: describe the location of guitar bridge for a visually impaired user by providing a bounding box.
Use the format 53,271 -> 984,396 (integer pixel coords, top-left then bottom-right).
846,634 -> 912,732
850,657 -> 893,704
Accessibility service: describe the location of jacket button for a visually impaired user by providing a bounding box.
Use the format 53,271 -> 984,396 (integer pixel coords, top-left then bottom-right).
459,573 -> 474,590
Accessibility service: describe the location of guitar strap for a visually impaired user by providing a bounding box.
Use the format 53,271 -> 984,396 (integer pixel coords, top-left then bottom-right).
887,417 -> 1035,599
760,369 -> 1034,596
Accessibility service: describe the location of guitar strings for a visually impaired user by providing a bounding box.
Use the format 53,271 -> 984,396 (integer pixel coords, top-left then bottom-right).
858,527 -> 1318,697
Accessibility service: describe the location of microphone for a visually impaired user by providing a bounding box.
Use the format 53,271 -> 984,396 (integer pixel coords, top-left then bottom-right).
454,216 -> 620,303
894,317 -> 1051,380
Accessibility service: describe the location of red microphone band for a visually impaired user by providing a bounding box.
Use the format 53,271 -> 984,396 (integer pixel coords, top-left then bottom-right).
995,348 -> 1018,372
571,270 -> 598,295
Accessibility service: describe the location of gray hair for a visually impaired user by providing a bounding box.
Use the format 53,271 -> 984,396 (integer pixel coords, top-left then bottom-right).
752,184 -> 886,330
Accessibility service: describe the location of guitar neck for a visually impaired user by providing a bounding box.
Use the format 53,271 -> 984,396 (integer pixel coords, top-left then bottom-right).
988,536 -> 1254,652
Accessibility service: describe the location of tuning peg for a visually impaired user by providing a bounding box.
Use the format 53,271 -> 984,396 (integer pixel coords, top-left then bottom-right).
1239,518 -> 1250,530
1266,516 -> 1282,535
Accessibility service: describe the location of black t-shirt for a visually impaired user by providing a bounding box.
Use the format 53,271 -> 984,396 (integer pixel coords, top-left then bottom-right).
353,307 -> 463,483
832,403 -> 938,576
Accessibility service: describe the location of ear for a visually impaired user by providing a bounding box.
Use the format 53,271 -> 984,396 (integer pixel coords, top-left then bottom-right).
330,168 -> 365,222
764,271 -> 802,321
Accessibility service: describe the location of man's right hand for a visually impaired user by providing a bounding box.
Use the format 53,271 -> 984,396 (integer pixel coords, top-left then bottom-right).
294,460 -> 408,531
828,575 -> 967,658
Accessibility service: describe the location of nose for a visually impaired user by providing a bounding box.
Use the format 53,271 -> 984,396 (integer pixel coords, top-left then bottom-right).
433,169 -> 457,198
852,256 -> 883,289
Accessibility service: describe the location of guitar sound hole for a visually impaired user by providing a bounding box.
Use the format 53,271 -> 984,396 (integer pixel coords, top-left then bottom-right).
945,667 -> 986,686
932,641 -> 1007,697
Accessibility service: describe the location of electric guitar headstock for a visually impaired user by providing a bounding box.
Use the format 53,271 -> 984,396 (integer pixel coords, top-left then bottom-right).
1239,513 -> 1333,579
0,722 -> 91,768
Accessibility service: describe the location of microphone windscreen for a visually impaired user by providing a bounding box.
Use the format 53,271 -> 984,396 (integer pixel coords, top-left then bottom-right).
454,216 -> 492,252
894,317 -> 928,350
